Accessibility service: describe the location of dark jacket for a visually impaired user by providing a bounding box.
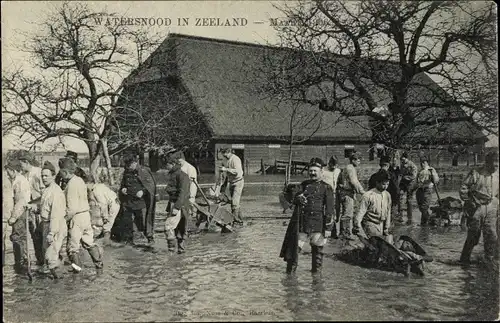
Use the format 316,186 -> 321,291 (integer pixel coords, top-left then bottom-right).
279,179 -> 333,264
111,165 -> 157,241
166,165 -> 191,211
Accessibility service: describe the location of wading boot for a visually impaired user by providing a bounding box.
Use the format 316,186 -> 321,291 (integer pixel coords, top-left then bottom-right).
38,264 -> 51,275
68,252 -> 83,273
147,237 -> 157,253
311,246 -> 324,274
102,231 -> 112,246
420,210 -> 430,226
88,245 -> 104,269
177,238 -> 185,254
167,239 -> 177,253
12,244 -> 25,274
50,266 -> 64,279
286,260 -> 297,275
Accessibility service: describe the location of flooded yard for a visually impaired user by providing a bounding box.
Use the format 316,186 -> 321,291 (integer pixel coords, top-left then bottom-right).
3,187 -> 499,322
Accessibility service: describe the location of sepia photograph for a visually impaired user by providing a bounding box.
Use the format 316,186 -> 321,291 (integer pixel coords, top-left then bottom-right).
2,0 -> 499,321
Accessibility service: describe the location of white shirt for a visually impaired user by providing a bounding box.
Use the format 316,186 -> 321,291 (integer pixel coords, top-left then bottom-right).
40,182 -> 66,235
223,154 -> 243,183
10,173 -> 31,222
89,183 -> 118,206
65,175 -> 90,218
180,160 -> 198,199
322,167 -> 341,193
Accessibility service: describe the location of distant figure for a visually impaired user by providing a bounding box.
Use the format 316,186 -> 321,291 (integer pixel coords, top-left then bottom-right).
164,154 -> 191,254
459,152 -> 499,268
38,161 -> 67,279
18,150 -> 46,267
399,152 -> 418,224
4,159 -> 31,274
322,156 -> 341,239
337,152 -> 365,240
415,157 -> 439,226
219,148 -> 245,226
280,158 -> 334,275
55,151 -> 88,190
354,170 -> 392,239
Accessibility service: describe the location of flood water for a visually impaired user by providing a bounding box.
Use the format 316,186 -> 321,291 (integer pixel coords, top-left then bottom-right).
3,186 -> 499,322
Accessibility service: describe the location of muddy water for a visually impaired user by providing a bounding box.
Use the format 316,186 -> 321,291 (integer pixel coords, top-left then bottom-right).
3,188 -> 499,322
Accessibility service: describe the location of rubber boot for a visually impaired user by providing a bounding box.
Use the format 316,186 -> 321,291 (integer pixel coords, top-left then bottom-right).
177,238 -> 185,254
286,260 -> 297,274
102,232 -> 112,246
407,199 -> 413,224
232,208 -> 243,226
12,243 -> 24,274
167,239 -> 177,253
311,246 -> 324,273
460,235 -> 477,264
50,266 -> 64,279
88,245 -> 104,269
68,252 -> 82,273
420,210 -> 430,226
340,219 -> 354,241
236,209 -> 244,224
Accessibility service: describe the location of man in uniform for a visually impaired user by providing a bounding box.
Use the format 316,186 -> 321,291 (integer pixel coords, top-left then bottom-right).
280,158 -> 334,274
415,157 -> 439,226
5,159 -> 31,274
459,152 -> 499,267
18,150 -> 46,267
38,161 -> 67,279
113,154 -> 157,247
60,158 -> 103,272
399,152 -> 418,224
87,179 -> 120,244
55,151 -> 88,190
323,156 -> 341,239
354,170 -> 392,239
337,152 -> 365,240
164,154 -> 191,254
219,148 -> 244,226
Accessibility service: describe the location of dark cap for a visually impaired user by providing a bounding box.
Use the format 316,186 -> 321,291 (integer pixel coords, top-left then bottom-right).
164,154 -> 179,165
17,150 -> 35,163
59,157 -> 77,172
309,157 -> 325,168
65,151 -> 78,161
401,151 -> 409,159
42,161 -> 56,174
374,170 -> 390,183
328,156 -> 338,166
5,159 -> 22,172
380,155 -> 391,166
123,154 -> 138,166
170,150 -> 185,160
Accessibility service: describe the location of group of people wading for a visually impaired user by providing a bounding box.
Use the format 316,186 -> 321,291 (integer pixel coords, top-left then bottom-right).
3,148 -> 246,279
280,151 -> 499,274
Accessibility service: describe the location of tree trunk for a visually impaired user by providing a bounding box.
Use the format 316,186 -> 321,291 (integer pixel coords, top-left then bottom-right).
101,138 -> 114,186
286,137 -> 294,187
87,141 -> 101,183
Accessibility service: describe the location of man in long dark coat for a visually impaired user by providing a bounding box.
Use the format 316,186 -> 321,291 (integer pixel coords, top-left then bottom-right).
280,157 -> 334,275
111,155 -> 157,247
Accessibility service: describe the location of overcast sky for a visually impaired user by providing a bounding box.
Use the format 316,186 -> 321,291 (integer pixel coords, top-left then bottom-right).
2,1 -> 497,152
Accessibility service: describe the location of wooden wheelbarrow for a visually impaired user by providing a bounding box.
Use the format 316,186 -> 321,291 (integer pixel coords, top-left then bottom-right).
192,180 -> 234,234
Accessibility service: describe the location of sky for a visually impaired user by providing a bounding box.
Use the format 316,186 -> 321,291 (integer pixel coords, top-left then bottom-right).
2,1 -> 498,152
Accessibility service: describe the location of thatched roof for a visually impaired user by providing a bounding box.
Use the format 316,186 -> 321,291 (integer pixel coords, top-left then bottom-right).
126,33 -> 485,145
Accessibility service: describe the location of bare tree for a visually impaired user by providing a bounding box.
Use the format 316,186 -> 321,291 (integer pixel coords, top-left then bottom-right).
262,1 -> 497,156
2,2 -> 165,183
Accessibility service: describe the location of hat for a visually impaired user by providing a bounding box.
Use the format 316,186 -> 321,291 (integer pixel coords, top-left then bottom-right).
309,157 -> 325,168
5,159 -> 22,172
42,161 -> 56,174
401,151 -> 409,159
328,156 -> 338,166
17,150 -> 35,163
65,151 -> 78,161
170,150 -> 185,160
349,152 -> 361,161
374,170 -> 390,183
59,157 -> 77,172
380,155 -> 391,165
164,154 -> 179,165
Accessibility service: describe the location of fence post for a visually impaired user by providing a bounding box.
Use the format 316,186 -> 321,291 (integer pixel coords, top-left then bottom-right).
261,158 -> 265,175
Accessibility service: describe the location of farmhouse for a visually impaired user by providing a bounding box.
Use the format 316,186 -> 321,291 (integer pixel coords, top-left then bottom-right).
118,33 -> 487,174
